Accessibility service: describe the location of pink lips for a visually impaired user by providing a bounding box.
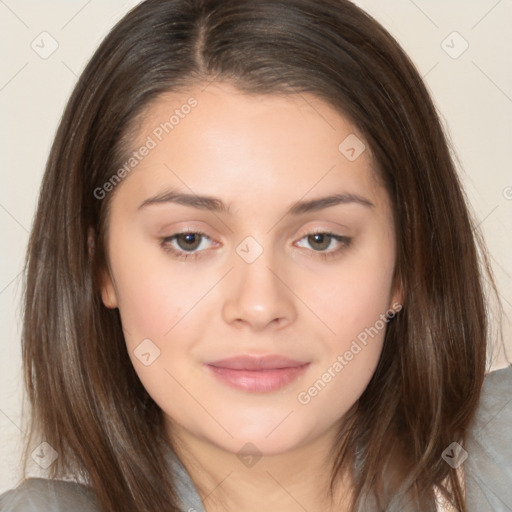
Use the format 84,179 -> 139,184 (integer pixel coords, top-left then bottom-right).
205,355 -> 310,392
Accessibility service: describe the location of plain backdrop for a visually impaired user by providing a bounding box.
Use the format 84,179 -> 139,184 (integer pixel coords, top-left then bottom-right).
0,0 -> 511,492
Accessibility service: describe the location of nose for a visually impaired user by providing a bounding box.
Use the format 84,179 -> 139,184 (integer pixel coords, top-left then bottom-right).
221,246 -> 297,332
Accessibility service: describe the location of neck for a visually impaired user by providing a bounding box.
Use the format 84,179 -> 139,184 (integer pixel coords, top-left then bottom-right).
168,422 -> 354,512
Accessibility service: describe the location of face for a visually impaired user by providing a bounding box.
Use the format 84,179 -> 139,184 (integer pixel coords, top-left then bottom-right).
99,82 -> 402,456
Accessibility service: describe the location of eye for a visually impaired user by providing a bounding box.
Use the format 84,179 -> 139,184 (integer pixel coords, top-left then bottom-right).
295,232 -> 352,260
160,231 -> 215,261
160,230 -> 352,262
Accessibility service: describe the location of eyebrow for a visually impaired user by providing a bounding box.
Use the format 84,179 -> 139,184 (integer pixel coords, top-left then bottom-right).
138,189 -> 374,215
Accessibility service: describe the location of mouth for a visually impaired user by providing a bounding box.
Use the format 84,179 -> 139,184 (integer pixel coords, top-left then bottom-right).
204,354 -> 310,392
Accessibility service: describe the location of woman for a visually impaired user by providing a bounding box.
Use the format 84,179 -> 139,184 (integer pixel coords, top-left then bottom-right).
1,0 -> 510,510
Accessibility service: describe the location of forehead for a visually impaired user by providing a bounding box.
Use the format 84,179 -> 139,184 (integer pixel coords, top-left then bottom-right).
114,81 -> 387,213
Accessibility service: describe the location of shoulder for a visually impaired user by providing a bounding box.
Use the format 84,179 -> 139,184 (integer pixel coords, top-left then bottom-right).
464,365 -> 512,511
481,364 -> 512,404
471,364 -> 512,438
0,478 -> 99,512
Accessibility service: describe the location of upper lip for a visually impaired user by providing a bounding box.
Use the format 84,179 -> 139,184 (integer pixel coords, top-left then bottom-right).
206,355 -> 309,370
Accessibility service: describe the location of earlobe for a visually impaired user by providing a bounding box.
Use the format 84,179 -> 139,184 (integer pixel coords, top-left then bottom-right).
391,276 -> 404,313
100,270 -> 119,309
89,227 -> 119,309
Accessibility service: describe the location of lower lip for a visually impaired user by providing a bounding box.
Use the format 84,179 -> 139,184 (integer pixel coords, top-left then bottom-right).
205,364 -> 310,392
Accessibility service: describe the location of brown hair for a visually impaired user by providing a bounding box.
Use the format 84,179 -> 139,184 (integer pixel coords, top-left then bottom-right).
21,0 -> 503,510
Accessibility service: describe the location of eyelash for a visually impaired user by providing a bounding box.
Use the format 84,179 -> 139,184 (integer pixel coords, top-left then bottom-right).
160,230 -> 352,262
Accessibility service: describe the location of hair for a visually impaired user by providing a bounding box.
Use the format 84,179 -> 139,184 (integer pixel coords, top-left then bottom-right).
20,0 -> 504,510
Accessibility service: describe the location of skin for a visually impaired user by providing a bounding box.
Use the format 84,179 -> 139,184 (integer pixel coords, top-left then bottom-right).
99,81 -> 402,512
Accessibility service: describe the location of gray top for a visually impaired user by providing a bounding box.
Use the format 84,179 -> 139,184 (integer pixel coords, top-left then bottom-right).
1,365 -> 511,512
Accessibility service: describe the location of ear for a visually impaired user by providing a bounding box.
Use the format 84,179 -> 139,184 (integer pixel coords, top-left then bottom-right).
88,227 -> 119,309
99,268 -> 119,309
390,273 -> 404,313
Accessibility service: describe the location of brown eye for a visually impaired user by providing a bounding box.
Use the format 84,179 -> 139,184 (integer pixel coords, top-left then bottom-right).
160,231 -> 214,260
175,233 -> 202,251
295,232 -> 352,260
307,233 -> 332,251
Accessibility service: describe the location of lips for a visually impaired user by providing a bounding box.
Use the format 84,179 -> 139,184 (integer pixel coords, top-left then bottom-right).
205,354 -> 310,392
207,354 -> 309,370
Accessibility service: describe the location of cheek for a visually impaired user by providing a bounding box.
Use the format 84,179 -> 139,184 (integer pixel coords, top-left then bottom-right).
114,260 -> 205,421
312,233 -> 396,346
116,273 -> 180,345
109,238 -> 212,399
109,231 -> 200,343
297,237 -> 395,409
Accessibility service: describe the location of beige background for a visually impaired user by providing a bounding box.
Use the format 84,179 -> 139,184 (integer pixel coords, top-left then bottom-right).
0,0 -> 511,492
